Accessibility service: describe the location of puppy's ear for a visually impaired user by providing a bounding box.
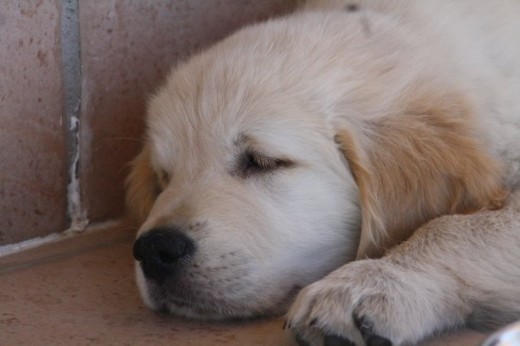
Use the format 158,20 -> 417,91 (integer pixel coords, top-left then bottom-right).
335,129 -> 386,259
335,95 -> 508,259
125,145 -> 157,226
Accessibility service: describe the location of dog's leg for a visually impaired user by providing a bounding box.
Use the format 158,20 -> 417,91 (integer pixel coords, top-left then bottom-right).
287,191 -> 520,346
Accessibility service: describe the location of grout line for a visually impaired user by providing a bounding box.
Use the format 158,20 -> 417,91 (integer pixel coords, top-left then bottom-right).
0,219 -> 123,258
0,220 -> 132,275
61,0 -> 88,232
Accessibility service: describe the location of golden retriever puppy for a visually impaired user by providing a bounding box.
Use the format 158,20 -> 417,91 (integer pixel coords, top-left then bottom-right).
127,0 -> 520,344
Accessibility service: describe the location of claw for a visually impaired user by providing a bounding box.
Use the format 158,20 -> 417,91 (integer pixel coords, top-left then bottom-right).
353,315 -> 392,346
324,334 -> 356,346
285,318 -> 293,330
365,337 -> 392,346
295,333 -> 312,346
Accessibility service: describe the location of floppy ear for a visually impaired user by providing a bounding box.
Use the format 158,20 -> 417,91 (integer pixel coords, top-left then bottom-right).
125,145 -> 157,226
335,95 -> 508,259
335,129 -> 387,259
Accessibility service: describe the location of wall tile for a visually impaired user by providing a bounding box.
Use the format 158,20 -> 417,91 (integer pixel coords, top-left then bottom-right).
79,0 -> 298,222
0,0 -> 67,244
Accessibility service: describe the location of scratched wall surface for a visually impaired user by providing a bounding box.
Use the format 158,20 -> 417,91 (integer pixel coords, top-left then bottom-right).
0,0 -> 297,246
0,1 -> 68,244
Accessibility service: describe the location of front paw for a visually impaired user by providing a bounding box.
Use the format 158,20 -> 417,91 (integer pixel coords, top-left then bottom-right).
286,259 -> 427,346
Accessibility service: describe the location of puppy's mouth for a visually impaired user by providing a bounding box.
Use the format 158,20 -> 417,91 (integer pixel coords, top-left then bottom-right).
140,271 -> 298,320
156,292 -> 243,320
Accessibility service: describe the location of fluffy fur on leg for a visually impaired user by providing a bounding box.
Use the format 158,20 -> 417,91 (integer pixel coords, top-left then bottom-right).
287,191 -> 520,345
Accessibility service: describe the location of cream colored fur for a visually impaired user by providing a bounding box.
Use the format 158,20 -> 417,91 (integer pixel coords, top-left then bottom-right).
126,0 -> 520,344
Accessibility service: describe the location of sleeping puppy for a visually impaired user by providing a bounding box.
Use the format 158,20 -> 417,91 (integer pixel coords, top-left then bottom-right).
126,0 -> 520,345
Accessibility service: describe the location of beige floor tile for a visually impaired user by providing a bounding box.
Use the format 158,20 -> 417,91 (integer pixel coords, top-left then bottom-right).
0,226 -> 488,345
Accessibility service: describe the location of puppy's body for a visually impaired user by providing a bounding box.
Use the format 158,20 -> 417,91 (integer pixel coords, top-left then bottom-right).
127,1 -> 520,345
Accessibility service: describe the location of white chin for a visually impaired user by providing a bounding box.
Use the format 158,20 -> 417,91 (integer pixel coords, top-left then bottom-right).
135,263 -> 157,310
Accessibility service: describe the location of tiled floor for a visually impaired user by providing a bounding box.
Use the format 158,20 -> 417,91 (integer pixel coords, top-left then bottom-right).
0,225 -> 489,345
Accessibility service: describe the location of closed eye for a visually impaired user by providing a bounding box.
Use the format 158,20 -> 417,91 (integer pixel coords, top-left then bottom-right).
237,149 -> 294,178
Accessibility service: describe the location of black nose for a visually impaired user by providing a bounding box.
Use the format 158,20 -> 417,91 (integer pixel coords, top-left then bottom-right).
133,227 -> 195,284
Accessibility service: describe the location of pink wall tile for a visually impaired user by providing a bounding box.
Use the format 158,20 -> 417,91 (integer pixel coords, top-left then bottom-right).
0,1 -> 67,244
0,0 -> 299,245
79,0 -> 298,222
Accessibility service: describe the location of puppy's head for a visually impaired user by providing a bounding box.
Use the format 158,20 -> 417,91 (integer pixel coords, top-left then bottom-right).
126,32 -> 362,319
126,13 -> 507,320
